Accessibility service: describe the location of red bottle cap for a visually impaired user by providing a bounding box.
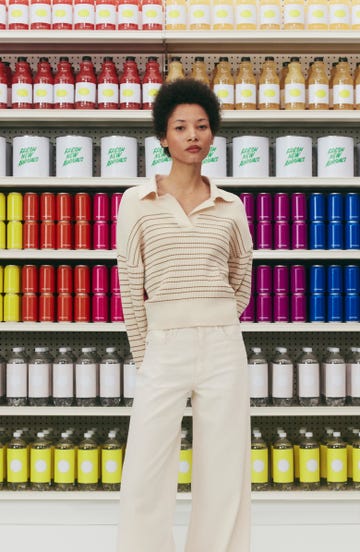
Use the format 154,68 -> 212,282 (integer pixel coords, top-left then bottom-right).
74,293 -> 90,322
93,193 -> 109,221
40,221 -> 56,249
40,192 -> 56,221
39,293 -> 55,322
23,192 -> 39,221
74,265 -> 90,293
39,264 -> 55,293
57,293 -> 73,322
56,192 -> 73,221
22,265 -> 38,293
57,264 -> 73,293
111,192 -> 123,220
92,264 -> 108,293
74,192 -> 91,221
74,221 -> 91,249
110,265 -> 120,293
57,221 -> 73,249
23,221 -> 39,249
22,293 -> 38,322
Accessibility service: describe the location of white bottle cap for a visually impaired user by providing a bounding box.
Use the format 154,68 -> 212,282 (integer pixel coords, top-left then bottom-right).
12,347 -> 24,352
327,347 -> 339,353
353,428 -> 360,434
299,427 -> 307,434
13,431 -> 22,438
305,432 -> 313,438
251,347 -> 262,353
278,431 -> 287,438
84,432 -> 92,439
333,431 -> 341,437
34,347 -> 48,352
61,432 -> 68,439
81,347 -> 93,353
59,347 -> 71,353
106,347 -> 116,353
302,347 -> 313,352
253,431 -> 262,438
326,428 -> 334,435
37,431 -> 45,438
108,430 -> 117,439
276,347 -> 287,353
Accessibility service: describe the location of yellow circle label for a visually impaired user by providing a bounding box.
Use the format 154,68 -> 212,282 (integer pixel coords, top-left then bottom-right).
169,9 -> 180,17
78,87 -> 90,96
193,9 -> 205,17
289,88 -> 301,97
289,8 -> 300,16
240,9 -> 252,17
264,89 -> 276,97
54,8 -> 66,16
11,8 -> 23,17
145,8 -> 157,17
122,88 -> 134,97
315,89 -> 327,98
148,88 -> 159,97
78,8 -> 90,17
56,89 -> 68,97
36,89 -> 47,97
17,88 -> 29,97
122,8 -> 134,17
99,8 -> 110,17
215,8 -> 228,17
264,9 -> 275,18
339,89 -> 350,98
334,8 -> 345,17
241,89 -> 253,98
217,89 -> 229,98
103,89 -> 114,97
36,8 -> 48,16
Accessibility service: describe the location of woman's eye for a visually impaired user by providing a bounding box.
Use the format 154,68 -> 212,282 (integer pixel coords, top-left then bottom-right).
175,126 -> 184,131
199,125 -> 208,130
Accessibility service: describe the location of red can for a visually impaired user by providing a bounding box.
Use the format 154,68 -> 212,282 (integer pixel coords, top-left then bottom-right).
22,264 -> 38,293
110,221 -> 117,249
74,193 -> 91,221
74,221 -> 91,249
39,293 -> 55,322
111,192 -> 123,220
40,192 -> 56,221
56,192 -> 73,221
39,264 -> 55,293
93,193 -> 109,221
110,292 -> 124,321
92,293 -> 108,322
40,221 -> 56,249
57,221 -> 73,249
74,265 -> 90,293
23,221 -> 39,249
22,293 -> 38,322
93,221 -> 109,250
74,293 -> 90,322
57,293 -> 73,322
92,264 -> 108,293
110,265 -> 120,293
57,265 -> 73,293
23,192 -> 39,221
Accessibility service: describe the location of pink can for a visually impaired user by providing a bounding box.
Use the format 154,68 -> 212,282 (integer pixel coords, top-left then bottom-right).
93,221 -> 109,250
93,193 -> 110,221
274,221 -> 290,249
110,265 -> 120,293
292,221 -> 308,249
291,293 -> 306,322
92,265 -> 108,294
110,293 -> 124,322
256,293 -> 272,322
240,295 -> 255,322
256,221 -> 273,249
111,193 -> 123,220
92,293 -> 109,322
273,294 -> 289,322
110,221 -> 117,249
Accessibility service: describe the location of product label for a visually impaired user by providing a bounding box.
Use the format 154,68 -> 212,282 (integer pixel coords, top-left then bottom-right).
284,3 -> 305,23
0,4 -> 6,24
349,363 -> 360,398
324,146 -> 347,167
96,3 -> 116,23
54,449 -> 75,483
327,447 -> 347,482
0,83 -> 6,104
75,363 -> 97,398
352,448 -> 360,482
251,448 -> 268,483
235,4 -> 256,25
123,361 -> 137,398
273,448 -> 294,483
30,3 -> 51,24
307,3 -> 327,24
77,449 -> 98,484
9,4 -> 29,24
235,83 -> 256,105
297,362 -> 320,398
282,146 -> 305,167
259,83 -> 279,105
98,83 -> 119,104
329,3 -> 350,24
248,362 -> 268,398
352,5 -> 360,24
30,448 -> 51,483
54,83 -> 75,104
120,82 -> 141,104
75,82 -> 96,104
118,3 -> 139,25
299,447 -> 320,483
333,84 -> 354,106
102,448 -> 123,484
6,363 -> 27,398
100,363 -> 121,397
34,83 -> 54,104
213,4 -> 234,25
309,83 -> 329,104
166,4 -> 186,25
28,362 -> 50,398
202,144 -> 219,165
74,3 -> 95,24
12,83 -> 33,105
16,146 -> 40,168
62,146 -> 86,167
7,448 -> 28,483
142,82 -> 161,104
53,362 -> 74,398
52,3 -> 73,24
260,4 -> 281,25
271,363 -> 293,398
213,83 -> 234,105
178,449 -> 192,484
285,83 -> 305,104
189,4 -> 211,25
104,146 -> 129,168
324,362 -> 346,398
142,3 -> 163,25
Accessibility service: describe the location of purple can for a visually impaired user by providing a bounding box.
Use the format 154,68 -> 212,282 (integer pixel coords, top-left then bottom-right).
93,221 -> 110,250
274,221 -> 290,249
110,221 -> 117,249
92,293 -> 109,322
256,265 -> 272,293
274,294 -> 289,322
256,193 -> 272,221
111,192 -> 123,221
240,294 -> 255,322
93,193 -> 110,222
256,293 -> 272,322
292,221 -> 308,249
240,193 -> 255,221
256,221 -> 273,249
274,265 -> 289,293
290,265 -> 306,294
274,193 -> 290,221
110,265 -> 120,293
92,265 -> 109,294
110,293 -> 124,322
291,192 -> 307,221
291,293 -> 307,322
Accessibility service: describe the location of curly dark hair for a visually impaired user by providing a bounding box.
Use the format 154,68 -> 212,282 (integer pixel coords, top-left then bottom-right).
152,78 -> 221,157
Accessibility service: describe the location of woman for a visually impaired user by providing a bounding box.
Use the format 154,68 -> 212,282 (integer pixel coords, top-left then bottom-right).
117,78 -> 253,552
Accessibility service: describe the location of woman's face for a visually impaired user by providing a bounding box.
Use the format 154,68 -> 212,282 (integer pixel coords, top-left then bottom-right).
161,103 -> 214,166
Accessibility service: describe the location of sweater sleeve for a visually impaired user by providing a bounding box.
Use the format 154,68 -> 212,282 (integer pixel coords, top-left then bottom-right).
116,190 -> 147,369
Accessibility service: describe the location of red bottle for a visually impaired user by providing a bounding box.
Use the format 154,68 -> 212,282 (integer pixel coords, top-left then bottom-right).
117,0 -> 139,29
0,61 -> 7,109
141,0 -> 163,30
8,0 -> 29,30
142,56 -> 163,110
96,0 -> 116,29
52,0 -> 73,29
30,0 -> 51,29
119,56 -> 141,110
0,0 -> 6,29
12,57 -> 33,110
75,56 -> 97,109
97,57 -> 119,110
74,0 -> 95,29
33,57 -> 53,109
54,57 -> 75,109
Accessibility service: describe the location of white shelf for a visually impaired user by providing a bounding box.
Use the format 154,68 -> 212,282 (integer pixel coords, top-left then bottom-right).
0,177 -> 146,188
0,250 -> 116,260
221,110 -> 360,125
250,406 -> 360,416
240,322 -> 360,332
0,322 -> 125,332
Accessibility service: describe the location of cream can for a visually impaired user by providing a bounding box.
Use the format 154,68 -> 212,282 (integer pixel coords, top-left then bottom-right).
276,136 -> 312,177
317,136 -> 354,177
101,136 -> 137,177
56,135 -> 93,177
145,136 -> 172,177
232,136 -> 269,177
13,135 -> 50,177
201,136 -> 227,177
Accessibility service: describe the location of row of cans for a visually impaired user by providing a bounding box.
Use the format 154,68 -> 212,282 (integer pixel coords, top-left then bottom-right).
309,193 -> 360,222
309,293 -> 360,323
241,292 -> 306,323
308,220 -> 360,250
309,265 -> 360,294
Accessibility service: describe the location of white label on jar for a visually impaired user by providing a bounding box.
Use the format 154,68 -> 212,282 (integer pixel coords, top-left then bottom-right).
142,82 -> 161,104
75,363 -> 97,398
100,362 -> 121,398
75,82 -> 96,103
53,362 -> 74,398
324,362 -> 346,398
260,4 -> 281,24
0,83 -> 7,104
0,362 -> 5,397
352,5 -> 360,24
248,362 -> 268,398
213,4 -> 234,25
166,4 -> 186,25
235,4 -> 256,25
28,362 -> 50,398
259,83 -> 280,105
307,3 -> 328,24
284,3 -> 305,24
235,83 -> 256,104
54,83 -> 75,104
285,83 -> 305,104
0,3 -> 6,24
189,4 -> 211,25
349,363 -> 360,398
333,84 -> 354,106
329,3 -> 350,24
297,362 -> 320,398
6,363 -> 27,398
123,361 -> 137,399
9,4 -> 29,24
52,3 -> 73,24
120,82 -> 141,104
34,83 -> 54,104
271,363 -> 293,398
96,3 -> 116,23
74,3 -> 95,24
30,3 -> 51,24
12,83 -> 32,104
213,83 -> 234,105
142,3 -> 163,25
98,83 -> 119,104
118,3 -> 139,25
309,83 -> 329,104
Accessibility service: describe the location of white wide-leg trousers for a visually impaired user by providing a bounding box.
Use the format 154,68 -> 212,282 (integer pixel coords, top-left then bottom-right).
117,324 -> 251,552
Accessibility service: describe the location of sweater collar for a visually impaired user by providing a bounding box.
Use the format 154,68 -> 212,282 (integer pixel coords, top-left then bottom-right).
138,175 -> 235,203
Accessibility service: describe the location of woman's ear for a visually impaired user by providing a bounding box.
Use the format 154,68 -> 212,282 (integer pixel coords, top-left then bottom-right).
160,137 -> 168,148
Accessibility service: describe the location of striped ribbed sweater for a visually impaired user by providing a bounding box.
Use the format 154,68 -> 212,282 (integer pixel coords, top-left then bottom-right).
117,176 -> 253,368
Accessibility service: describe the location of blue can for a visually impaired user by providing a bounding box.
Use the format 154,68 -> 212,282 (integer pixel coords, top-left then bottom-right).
310,265 -> 326,293
345,221 -> 360,249
328,221 -> 344,249
328,265 -> 343,293
327,293 -> 343,322
309,193 -> 325,221
328,193 -> 344,221
345,265 -> 360,293
345,193 -> 360,221
345,294 -> 360,322
310,221 -> 326,249
309,293 -> 326,322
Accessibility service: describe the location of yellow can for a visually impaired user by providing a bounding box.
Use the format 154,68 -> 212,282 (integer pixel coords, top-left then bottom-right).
4,293 -> 20,322
0,192 -> 5,221
0,221 -> 5,249
4,265 -> 20,293
0,294 -> 3,322
7,192 -> 23,221
7,221 -> 23,249
0,265 -> 3,292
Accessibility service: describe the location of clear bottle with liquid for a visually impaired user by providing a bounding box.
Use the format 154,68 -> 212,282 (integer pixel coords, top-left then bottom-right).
54,432 -> 76,491
299,431 -> 320,490
251,431 -> 269,490
123,352 -> 137,406
52,346 -> 74,407
165,0 -> 187,30
272,431 -> 294,490
28,346 -> 52,407
7,431 -> 28,490
30,431 -> 52,490
271,347 -> 294,406
75,347 -> 98,407
212,0 -> 234,29
6,346 -> 28,407
178,428 -> 192,493
77,431 -> 99,491
190,56 -> 210,86
235,56 -> 257,110
259,0 -> 281,29
235,0 -> 257,29
283,0 -> 305,29
248,347 -> 269,406
296,347 -> 320,406
329,0 -> 351,29
306,0 -> 328,30
326,431 -> 347,490
101,430 -> 123,491
99,347 -> 122,407
166,56 -> 185,83
333,57 -> 354,110
258,56 -> 280,110
308,57 -> 329,110
284,57 -> 305,111
352,431 -> 360,489
348,348 -> 360,405
322,347 -> 346,406
212,56 -> 234,110
189,0 -> 211,29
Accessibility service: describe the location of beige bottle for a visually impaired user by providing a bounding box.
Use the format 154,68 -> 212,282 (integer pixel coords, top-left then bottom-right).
352,0 -> 360,29
235,56 -> 256,110
306,0 -> 328,29
283,0 -> 305,29
212,0 -> 234,30
280,61 -> 289,109
333,57 -> 354,110
212,56 -> 235,110
305,61 -> 313,108
329,61 -> 337,109
259,0 -> 281,29
308,57 -> 329,110
284,56 -> 305,110
190,56 -> 210,85
258,56 -> 280,110
355,62 -> 360,109
166,56 -> 186,82
235,0 -> 257,29
329,0 -> 351,29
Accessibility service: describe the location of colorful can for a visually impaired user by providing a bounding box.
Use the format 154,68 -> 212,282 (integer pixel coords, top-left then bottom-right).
292,221 -> 307,249
4,293 -> 20,322
92,293 -> 108,322
40,221 -> 56,249
256,193 -> 272,221
291,192 -> 307,221
256,221 -> 273,249
74,265 -> 90,293
4,265 -> 20,293
39,293 -> 55,322
0,221 -> 5,249
273,294 -> 289,322
74,221 -> 91,249
56,193 -> 72,221
328,192 -> 343,221
256,265 -> 272,293
92,265 -> 108,294
39,264 -> 55,293
7,221 -> 23,249
57,293 -> 73,322
74,193 -> 91,221
23,221 -> 39,249
309,193 -> 325,221
327,293 -> 343,322
328,221 -> 343,249
274,265 -> 289,293
111,192 -> 123,220
309,221 -> 326,249
22,293 -> 38,322
57,265 -> 73,293
110,265 -> 120,293
22,265 -> 38,293
345,193 -> 360,221
309,293 -> 325,322
248,221 -> 255,245
310,265 -> 326,293
110,220 -> 117,249
345,265 -> 360,293
291,265 -> 306,294
291,293 -> 306,322
239,193 -> 255,221
74,293 -> 90,322
57,221 -> 73,249
328,265 -> 343,293
40,192 -> 56,221
23,192 -> 39,221
93,221 -> 109,250
256,294 -> 272,322
345,294 -> 360,322
7,192 -> 23,221
274,221 -> 290,249
93,193 -> 109,221
274,193 -> 290,221
110,293 -> 124,322
0,192 -> 5,221
345,221 -> 360,249
239,295 -> 255,322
